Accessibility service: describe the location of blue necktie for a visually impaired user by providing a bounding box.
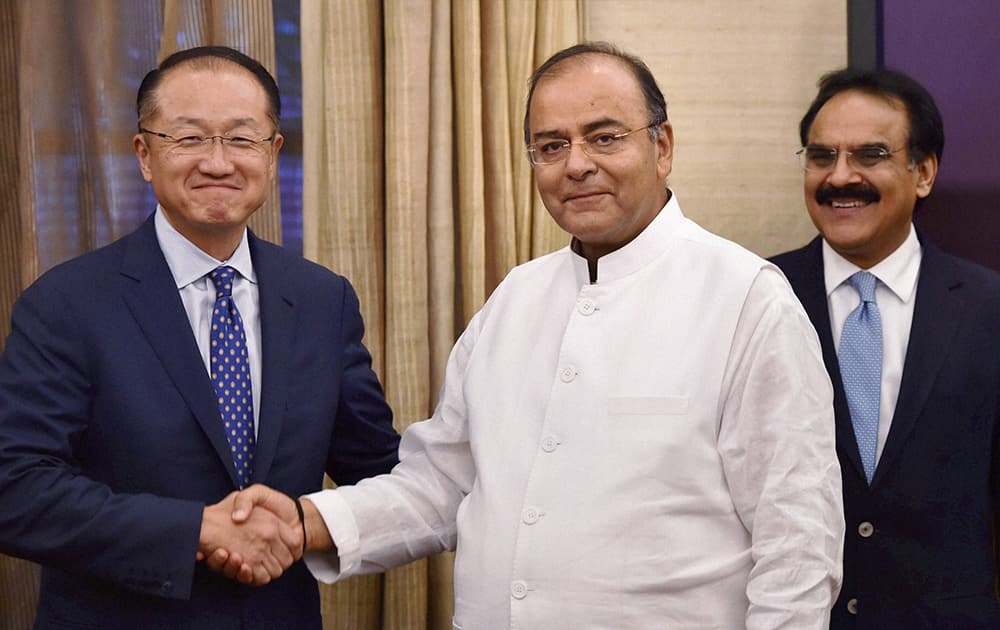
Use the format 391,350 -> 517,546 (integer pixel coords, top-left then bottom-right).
208,266 -> 255,488
838,271 -> 882,484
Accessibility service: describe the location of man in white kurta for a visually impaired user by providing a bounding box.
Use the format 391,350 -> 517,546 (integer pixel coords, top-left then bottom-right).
304,192 -> 843,628
228,42 -> 844,628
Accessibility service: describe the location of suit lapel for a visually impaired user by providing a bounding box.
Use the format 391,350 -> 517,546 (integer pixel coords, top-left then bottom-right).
783,238 -> 867,482
119,217 -> 240,487
874,240 -> 962,482
247,234 -> 295,483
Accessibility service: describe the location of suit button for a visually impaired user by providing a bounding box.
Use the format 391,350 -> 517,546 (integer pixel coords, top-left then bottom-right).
511,580 -> 528,599
858,521 -> 874,538
160,580 -> 173,595
541,436 -> 559,452
578,298 -> 596,315
846,597 -> 858,615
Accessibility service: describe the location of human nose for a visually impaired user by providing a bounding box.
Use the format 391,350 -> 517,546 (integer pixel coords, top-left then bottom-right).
198,138 -> 236,174
563,141 -> 597,179
826,150 -> 863,186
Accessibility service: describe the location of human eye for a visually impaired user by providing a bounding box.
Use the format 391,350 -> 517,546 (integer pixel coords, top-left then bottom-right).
587,132 -> 621,151
804,146 -> 837,168
538,140 -> 569,156
175,135 -> 208,148
225,136 -> 256,148
853,146 -> 891,167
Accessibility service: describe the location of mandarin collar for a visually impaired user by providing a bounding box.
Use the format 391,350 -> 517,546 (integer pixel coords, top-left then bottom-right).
569,190 -> 683,286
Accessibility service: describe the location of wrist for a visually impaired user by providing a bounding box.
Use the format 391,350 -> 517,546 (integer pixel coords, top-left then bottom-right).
293,497 -> 307,556
300,498 -> 335,553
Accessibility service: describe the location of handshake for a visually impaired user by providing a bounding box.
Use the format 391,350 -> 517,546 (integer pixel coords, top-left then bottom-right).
196,484 -> 330,585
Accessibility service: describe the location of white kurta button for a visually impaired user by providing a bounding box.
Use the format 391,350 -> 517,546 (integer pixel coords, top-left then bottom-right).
858,521 -> 874,538
522,507 -> 540,524
846,598 -> 858,614
541,436 -> 558,452
578,298 -> 596,315
511,580 -> 528,599
559,366 -> 577,382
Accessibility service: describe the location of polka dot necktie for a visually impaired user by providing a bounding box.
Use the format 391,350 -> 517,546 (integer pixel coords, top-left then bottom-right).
208,266 -> 255,488
838,271 -> 882,484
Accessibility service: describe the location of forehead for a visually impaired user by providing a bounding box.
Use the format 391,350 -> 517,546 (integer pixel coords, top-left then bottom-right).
150,63 -> 270,126
808,89 -> 910,147
528,54 -> 646,135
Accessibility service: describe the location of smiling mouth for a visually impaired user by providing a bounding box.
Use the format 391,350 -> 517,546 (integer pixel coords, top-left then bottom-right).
566,192 -> 607,202
830,200 -> 870,209
194,184 -> 240,191
816,184 -> 879,208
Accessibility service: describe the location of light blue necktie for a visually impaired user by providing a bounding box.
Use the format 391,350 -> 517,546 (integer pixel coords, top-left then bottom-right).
208,266 -> 255,488
838,271 -> 882,484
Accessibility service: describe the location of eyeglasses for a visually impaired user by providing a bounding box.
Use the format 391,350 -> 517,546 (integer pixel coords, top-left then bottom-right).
527,122 -> 661,165
796,145 -> 911,172
139,128 -> 275,157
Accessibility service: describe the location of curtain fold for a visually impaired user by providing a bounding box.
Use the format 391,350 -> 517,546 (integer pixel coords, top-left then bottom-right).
0,2 -> 37,624
0,0 -> 26,343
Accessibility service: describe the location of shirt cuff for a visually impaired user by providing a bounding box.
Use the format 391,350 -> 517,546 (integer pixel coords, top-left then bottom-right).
301,488 -> 361,583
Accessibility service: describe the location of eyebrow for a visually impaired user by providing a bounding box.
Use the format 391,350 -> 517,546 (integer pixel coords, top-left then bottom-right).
531,116 -> 627,142
168,116 -> 263,129
806,142 -> 892,150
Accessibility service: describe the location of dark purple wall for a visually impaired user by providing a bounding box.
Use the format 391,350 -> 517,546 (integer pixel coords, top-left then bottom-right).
882,0 -> 999,270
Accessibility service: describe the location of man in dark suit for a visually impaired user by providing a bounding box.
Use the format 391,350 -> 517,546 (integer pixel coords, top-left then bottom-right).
0,46 -> 399,628
772,68 -> 1000,628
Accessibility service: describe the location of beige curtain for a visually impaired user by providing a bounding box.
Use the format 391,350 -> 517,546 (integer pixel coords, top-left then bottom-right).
301,0 -> 580,627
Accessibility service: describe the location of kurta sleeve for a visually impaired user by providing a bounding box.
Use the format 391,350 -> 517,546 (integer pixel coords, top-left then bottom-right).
717,266 -> 844,629
304,309 -> 482,581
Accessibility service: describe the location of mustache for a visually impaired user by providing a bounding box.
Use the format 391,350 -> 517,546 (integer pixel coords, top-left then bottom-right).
815,183 -> 880,205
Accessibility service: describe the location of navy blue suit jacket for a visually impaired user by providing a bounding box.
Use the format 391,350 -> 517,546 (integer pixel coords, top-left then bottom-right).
772,236 -> 1000,629
0,216 -> 400,629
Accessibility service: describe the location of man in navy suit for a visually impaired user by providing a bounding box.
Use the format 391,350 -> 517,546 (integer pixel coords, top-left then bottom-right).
0,46 -> 399,628
772,68 -> 1000,628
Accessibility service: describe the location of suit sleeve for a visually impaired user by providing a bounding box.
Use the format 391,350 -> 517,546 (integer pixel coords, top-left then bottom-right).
325,279 -> 400,485
0,280 -> 204,600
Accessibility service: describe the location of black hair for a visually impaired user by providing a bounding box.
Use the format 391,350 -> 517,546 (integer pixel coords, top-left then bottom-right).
137,46 -> 280,129
523,41 -> 667,145
799,67 -> 943,165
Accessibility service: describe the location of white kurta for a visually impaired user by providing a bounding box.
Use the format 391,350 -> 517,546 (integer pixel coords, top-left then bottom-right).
306,195 -> 844,629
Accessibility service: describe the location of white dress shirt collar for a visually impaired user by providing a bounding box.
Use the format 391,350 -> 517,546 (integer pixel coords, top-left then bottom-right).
154,206 -> 257,288
822,224 -> 921,302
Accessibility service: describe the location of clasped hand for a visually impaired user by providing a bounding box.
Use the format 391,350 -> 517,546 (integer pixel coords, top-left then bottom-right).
197,484 -> 302,586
